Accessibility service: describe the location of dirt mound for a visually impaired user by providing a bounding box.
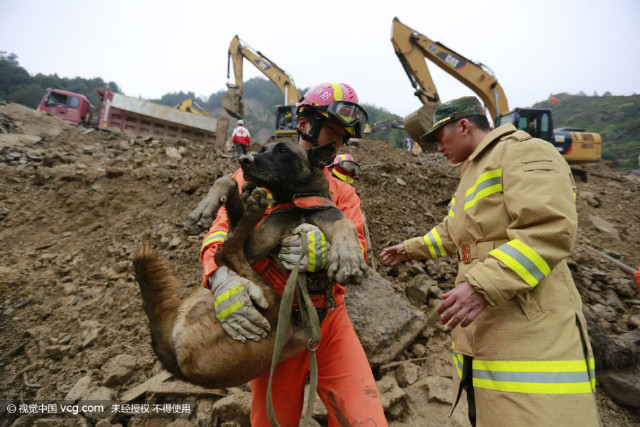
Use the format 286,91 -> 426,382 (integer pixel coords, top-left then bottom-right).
1,101 -> 638,426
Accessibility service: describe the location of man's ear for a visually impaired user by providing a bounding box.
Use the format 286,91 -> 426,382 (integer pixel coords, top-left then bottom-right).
308,142 -> 336,169
459,118 -> 471,135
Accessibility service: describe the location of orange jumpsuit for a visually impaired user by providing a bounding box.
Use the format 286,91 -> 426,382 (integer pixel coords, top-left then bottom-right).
200,167 -> 387,427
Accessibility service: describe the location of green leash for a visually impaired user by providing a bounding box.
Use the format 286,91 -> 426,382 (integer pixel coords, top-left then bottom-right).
266,231 -> 322,427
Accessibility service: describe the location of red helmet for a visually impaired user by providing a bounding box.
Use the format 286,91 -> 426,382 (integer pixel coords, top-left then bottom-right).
296,82 -> 368,138
328,154 -> 360,184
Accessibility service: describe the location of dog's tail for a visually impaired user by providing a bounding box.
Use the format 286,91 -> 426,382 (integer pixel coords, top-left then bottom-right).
132,242 -> 183,378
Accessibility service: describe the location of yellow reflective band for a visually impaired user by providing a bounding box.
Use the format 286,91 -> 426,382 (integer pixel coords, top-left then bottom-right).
464,169 -> 502,210
432,115 -> 453,128
214,284 -> 244,320
308,231 -> 326,271
330,82 -> 343,101
200,231 -> 228,255
266,190 -> 275,209
215,301 -> 243,321
214,283 -> 243,307
448,197 -> 456,218
588,357 -> 596,390
472,359 -> 595,394
490,240 -> 550,287
451,343 -> 463,379
422,227 -> 447,258
472,378 -> 594,394
332,168 -> 354,184
573,192 -> 577,201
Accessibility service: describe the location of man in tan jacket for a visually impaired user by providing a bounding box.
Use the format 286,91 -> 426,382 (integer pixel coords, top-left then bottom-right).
381,96 -> 600,426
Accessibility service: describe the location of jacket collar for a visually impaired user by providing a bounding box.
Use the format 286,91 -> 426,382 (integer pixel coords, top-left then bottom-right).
467,124 -> 517,162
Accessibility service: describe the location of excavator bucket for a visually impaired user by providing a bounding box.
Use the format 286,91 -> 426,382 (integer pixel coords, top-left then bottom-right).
404,104 -> 439,152
221,89 -> 244,119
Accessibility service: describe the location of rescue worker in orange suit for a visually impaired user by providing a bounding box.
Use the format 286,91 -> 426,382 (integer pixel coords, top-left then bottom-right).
201,82 -> 387,426
327,153 -> 360,184
231,119 -> 251,157
380,96 -> 600,426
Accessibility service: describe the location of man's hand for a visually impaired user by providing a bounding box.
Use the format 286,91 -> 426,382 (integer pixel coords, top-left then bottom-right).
436,281 -> 488,330
209,266 -> 271,343
278,224 -> 330,272
379,244 -> 409,266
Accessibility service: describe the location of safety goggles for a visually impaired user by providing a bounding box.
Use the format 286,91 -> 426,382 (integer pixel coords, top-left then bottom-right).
315,101 -> 368,138
333,160 -> 361,178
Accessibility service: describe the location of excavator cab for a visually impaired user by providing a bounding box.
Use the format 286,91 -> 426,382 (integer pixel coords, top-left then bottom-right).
497,108 -> 601,167
266,105 -> 298,142
497,108 -> 553,142
275,105 -> 297,131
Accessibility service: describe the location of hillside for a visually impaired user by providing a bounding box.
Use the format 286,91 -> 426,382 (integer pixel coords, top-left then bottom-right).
1,102 -> 639,426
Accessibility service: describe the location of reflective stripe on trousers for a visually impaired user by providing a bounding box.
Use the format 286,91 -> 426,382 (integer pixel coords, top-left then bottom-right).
452,343 -> 596,395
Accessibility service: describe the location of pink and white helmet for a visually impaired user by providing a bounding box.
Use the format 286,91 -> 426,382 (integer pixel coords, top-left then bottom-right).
327,154 -> 360,184
296,82 -> 368,138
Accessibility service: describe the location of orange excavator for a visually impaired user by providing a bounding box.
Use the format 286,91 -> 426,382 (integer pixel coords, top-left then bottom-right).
391,17 -> 601,164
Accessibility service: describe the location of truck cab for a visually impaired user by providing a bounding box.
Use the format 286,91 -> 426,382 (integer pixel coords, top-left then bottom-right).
37,88 -> 95,125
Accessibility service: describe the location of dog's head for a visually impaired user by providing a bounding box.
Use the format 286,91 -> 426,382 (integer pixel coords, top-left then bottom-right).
239,141 -> 335,203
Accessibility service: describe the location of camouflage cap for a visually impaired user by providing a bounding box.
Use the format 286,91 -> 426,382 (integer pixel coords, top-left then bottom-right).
420,96 -> 486,143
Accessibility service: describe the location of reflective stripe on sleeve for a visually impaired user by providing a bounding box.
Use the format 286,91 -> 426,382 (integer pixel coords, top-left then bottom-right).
472,358 -> 596,394
308,230 -> 327,271
464,169 -> 502,210
489,239 -> 551,287
448,197 -> 456,218
422,227 -> 447,258
200,231 -> 228,255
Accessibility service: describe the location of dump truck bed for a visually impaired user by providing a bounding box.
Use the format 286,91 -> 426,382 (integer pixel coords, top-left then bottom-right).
98,91 -> 228,147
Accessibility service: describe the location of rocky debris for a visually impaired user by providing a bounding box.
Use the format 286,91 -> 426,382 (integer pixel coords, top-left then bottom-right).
346,271 -> 428,366
0,101 -> 639,426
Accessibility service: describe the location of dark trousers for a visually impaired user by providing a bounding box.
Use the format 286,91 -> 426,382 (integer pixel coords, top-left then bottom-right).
462,356 -> 477,426
235,143 -> 247,157
453,355 -> 476,426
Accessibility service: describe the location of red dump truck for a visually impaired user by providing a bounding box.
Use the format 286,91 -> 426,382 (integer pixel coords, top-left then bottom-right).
37,88 -> 95,125
97,89 -> 229,148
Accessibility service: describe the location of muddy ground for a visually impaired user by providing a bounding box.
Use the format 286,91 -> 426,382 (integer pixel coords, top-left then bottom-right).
0,101 -> 639,426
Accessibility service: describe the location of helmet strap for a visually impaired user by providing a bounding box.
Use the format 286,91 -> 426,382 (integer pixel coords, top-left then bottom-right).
297,115 -> 325,147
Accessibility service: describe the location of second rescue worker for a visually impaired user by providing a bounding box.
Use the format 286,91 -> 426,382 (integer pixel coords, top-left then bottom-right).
381,96 -> 600,426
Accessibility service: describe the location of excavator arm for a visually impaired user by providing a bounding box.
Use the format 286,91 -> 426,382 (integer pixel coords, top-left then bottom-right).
221,35 -> 301,119
391,17 -> 509,145
174,99 -> 210,117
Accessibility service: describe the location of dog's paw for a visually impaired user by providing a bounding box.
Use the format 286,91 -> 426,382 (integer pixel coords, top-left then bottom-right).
326,241 -> 367,285
244,188 -> 268,220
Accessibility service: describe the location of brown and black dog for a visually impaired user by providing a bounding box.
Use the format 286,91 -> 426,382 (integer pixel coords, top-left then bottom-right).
133,141 -> 368,388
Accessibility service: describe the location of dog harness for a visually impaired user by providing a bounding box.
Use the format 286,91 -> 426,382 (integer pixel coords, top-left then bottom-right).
267,194 -> 337,213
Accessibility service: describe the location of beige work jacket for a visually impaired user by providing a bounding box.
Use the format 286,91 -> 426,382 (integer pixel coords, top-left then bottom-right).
404,124 -> 599,426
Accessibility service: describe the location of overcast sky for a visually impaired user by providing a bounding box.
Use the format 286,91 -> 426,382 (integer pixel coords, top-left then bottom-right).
2,0 -> 638,118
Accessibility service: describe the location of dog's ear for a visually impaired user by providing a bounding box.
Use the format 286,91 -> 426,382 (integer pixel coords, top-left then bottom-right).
307,142 -> 336,169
